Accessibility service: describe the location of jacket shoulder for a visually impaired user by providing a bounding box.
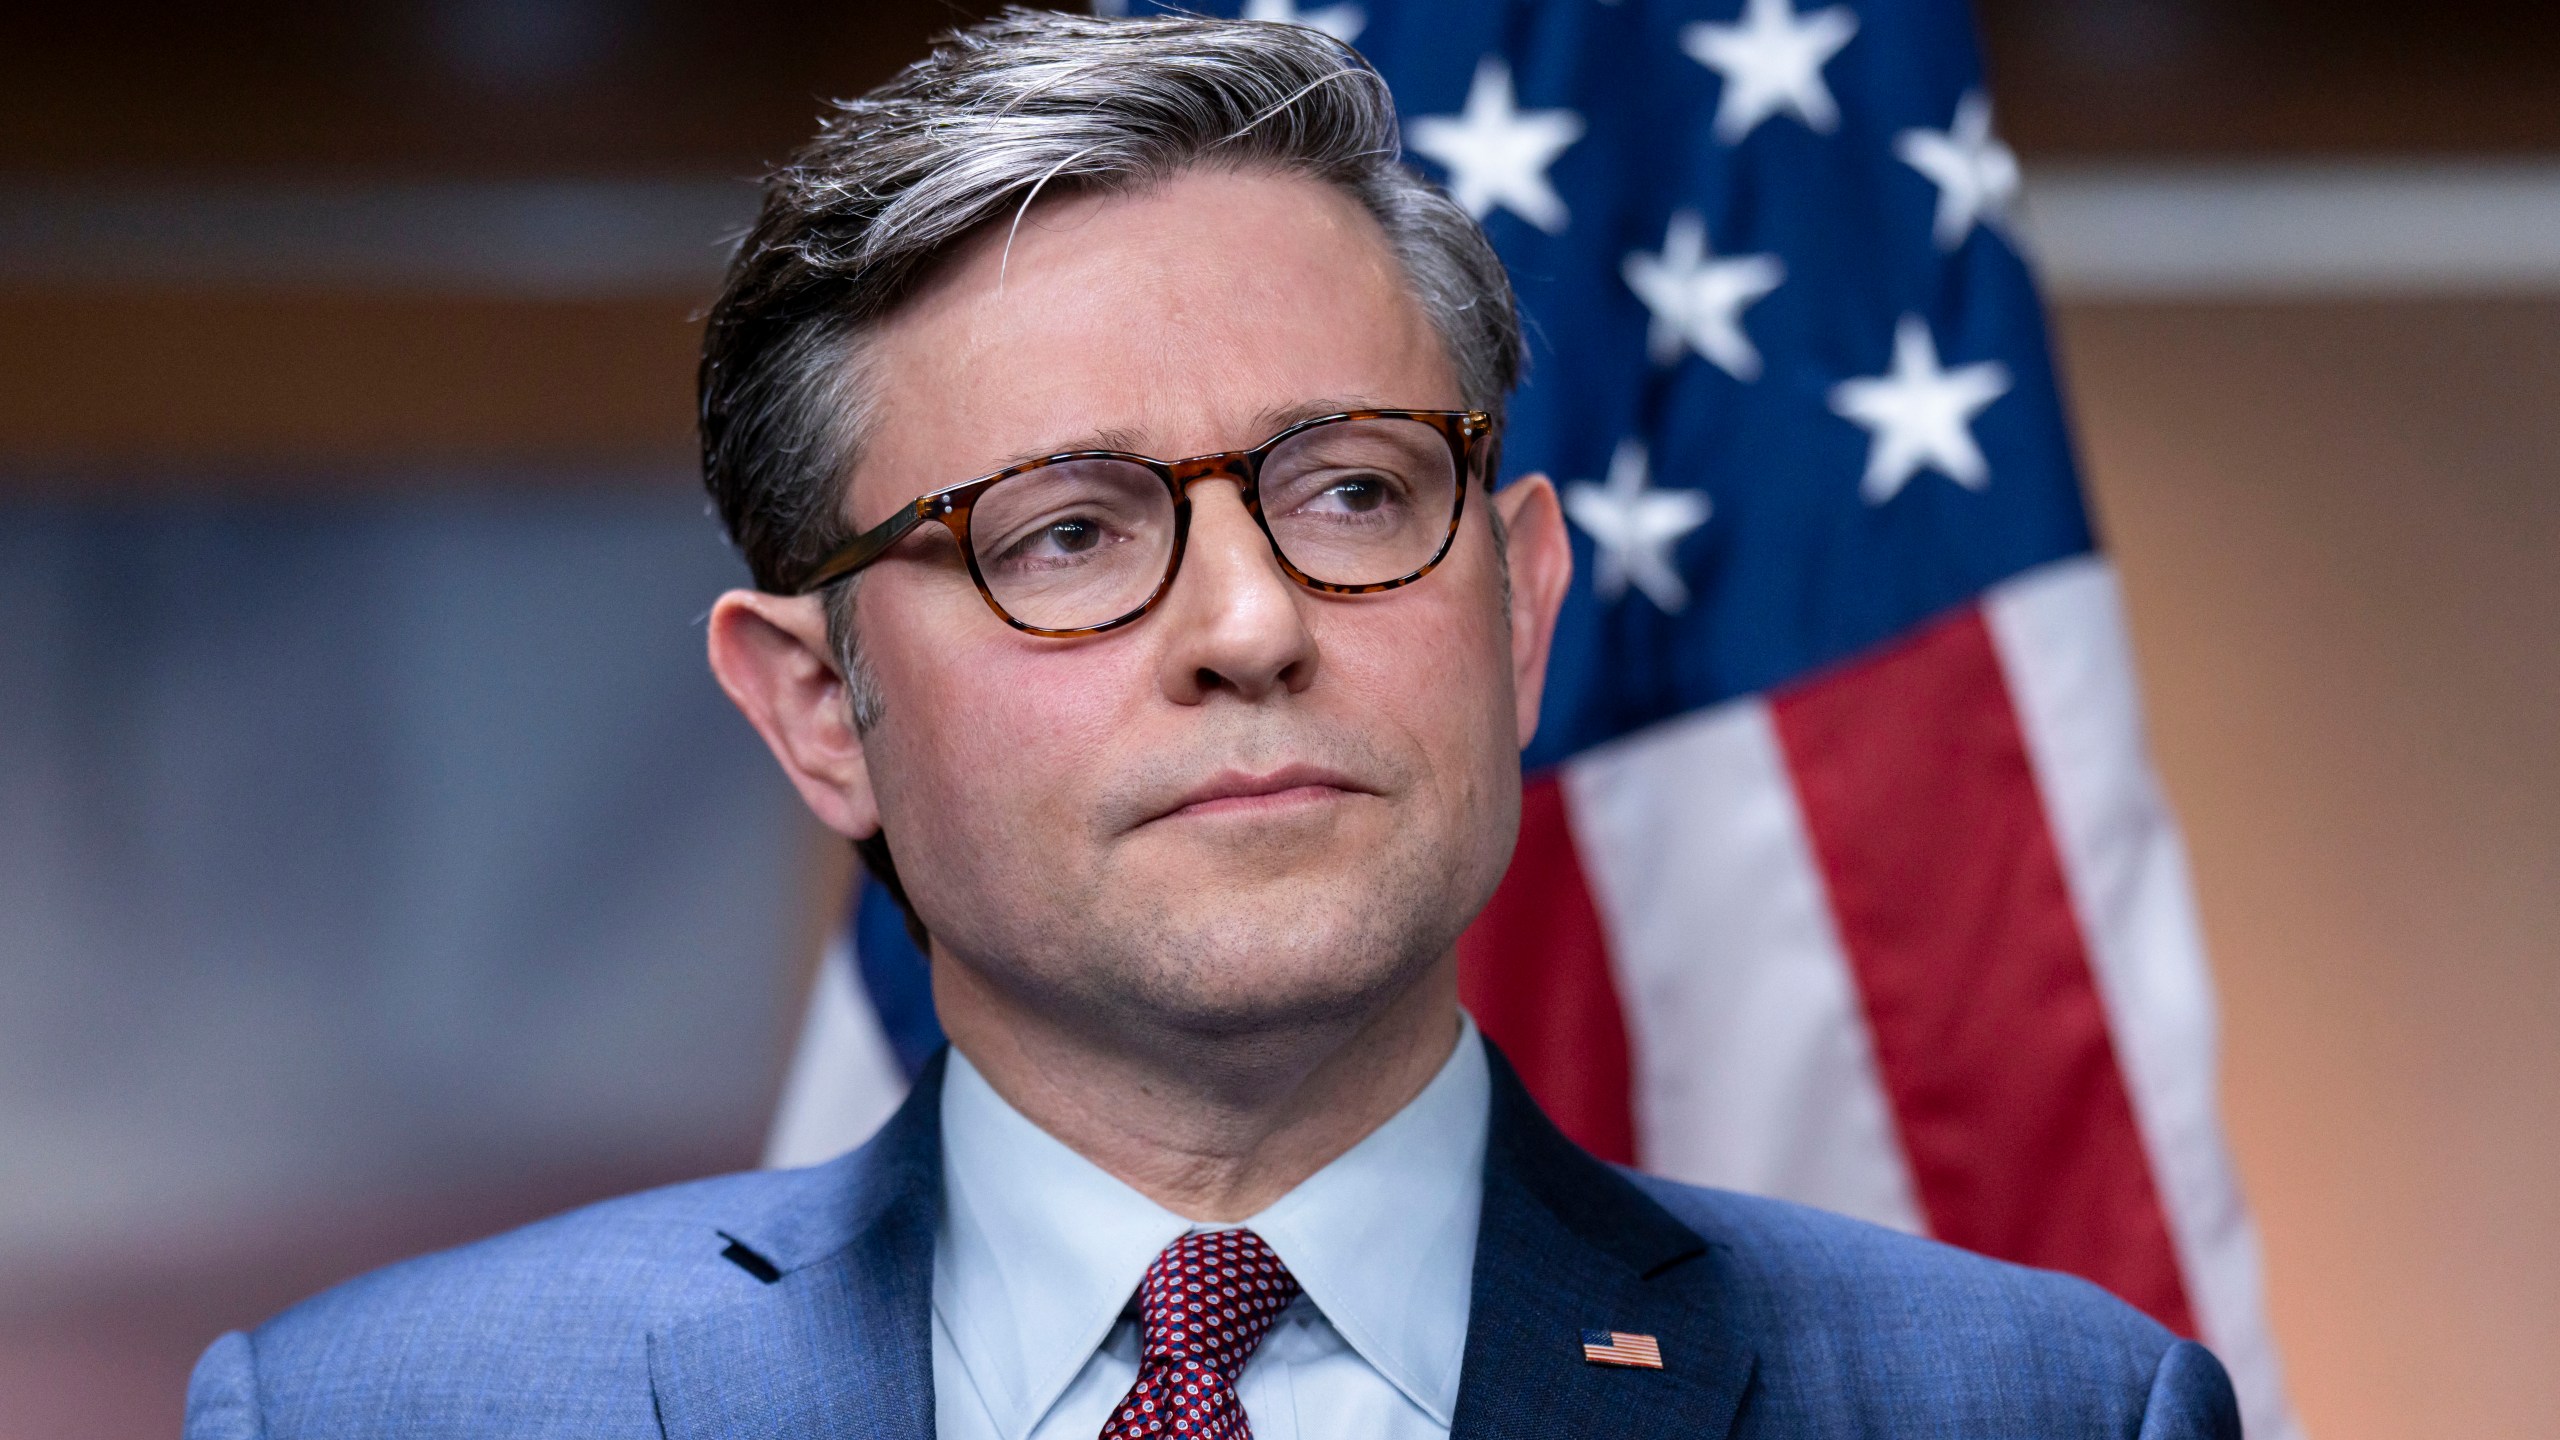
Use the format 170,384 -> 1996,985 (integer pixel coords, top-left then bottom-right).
197,1159 -> 853,1440
1626,1174 -> 2232,1437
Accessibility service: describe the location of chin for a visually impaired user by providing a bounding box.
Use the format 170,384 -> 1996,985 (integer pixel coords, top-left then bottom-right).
937,812 -> 1510,1042
1078,879 -> 1466,1040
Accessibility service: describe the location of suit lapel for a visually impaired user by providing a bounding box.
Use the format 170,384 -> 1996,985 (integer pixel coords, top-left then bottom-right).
649,1052 -> 947,1440
1451,1047 -> 1756,1440
646,1040 -> 1755,1439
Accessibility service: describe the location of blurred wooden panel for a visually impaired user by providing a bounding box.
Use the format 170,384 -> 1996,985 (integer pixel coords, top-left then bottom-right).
2054,296 -> 2560,1440
1977,0 -> 2560,156
0,1 -> 2555,172
0,0 -> 1029,177
0,288 -> 700,484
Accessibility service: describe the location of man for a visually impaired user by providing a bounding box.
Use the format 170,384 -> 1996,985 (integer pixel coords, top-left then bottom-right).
187,12 -> 2239,1438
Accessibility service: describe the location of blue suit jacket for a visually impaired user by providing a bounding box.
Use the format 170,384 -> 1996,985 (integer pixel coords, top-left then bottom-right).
187,1048 -> 2239,1438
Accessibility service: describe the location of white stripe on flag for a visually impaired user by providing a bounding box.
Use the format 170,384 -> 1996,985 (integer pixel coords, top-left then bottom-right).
1985,557 -> 2297,1440
762,933 -> 910,1169
1563,698 -> 1927,1236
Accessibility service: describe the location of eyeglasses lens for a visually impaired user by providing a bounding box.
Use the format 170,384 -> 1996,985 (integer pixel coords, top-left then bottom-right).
968,457 -> 1176,633
1259,416 -> 1459,587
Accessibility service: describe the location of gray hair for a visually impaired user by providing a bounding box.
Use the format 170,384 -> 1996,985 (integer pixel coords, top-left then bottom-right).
699,8 -> 1524,710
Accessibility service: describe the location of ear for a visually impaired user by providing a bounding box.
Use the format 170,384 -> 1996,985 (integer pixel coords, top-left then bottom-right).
705,588 -> 882,840
1490,474 -> 1574,751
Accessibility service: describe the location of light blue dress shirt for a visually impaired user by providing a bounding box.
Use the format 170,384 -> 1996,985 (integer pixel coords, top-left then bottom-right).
931,1020 -> 1491,1440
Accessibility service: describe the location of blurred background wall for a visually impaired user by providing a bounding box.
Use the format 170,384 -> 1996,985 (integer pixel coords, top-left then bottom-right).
1,3 -> 2553,1437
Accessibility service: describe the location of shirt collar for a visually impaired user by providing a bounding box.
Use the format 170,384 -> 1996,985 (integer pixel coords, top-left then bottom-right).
935,1049 -> 1190,1440
1246,1018 -> 1489,1426
934,1019 -> 1491,1439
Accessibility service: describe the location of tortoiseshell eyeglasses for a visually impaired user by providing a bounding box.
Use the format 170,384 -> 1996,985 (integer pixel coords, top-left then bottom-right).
790,408 -> 1495,638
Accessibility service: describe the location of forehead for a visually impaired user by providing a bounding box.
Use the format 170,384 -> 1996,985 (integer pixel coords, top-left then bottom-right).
851,166 -> 1462,520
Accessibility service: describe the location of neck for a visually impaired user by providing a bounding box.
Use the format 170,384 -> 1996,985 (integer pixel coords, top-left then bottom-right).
932,950 -> 1464,1223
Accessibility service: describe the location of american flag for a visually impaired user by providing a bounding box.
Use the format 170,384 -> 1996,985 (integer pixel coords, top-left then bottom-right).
1580,1329 -> 1665,1369
766,2 -> 2292,1435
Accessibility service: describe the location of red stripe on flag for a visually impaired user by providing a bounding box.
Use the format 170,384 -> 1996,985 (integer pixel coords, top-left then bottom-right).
1459,772 -> 1637,1164
1770,606 -> 2198,1335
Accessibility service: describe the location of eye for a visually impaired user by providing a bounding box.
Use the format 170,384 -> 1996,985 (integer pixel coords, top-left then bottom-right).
995,513 -> 1115,567
1290,470 -> 1411,520
1041,518 -> 1104,553
1315,474 -> 1391,513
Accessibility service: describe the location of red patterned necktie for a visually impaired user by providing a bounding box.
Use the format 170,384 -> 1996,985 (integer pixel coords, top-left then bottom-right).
1097,1228 -> 1302,1440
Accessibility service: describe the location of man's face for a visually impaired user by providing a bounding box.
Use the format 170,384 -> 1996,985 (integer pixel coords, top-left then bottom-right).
831,167 -> 1556,1043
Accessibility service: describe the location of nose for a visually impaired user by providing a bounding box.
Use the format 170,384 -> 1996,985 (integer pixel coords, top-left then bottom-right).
1152,477 -> 1319,706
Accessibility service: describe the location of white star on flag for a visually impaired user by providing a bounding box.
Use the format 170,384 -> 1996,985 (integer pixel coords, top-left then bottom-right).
1241,0 -> 1365,44
1828,314 -> 2012,504
1622,210 -> 1786,379
1406,56 -> 1586,234
1894,91 -> 2019,250
1562,440 -> 1711,612
1681,0 -> 1861,143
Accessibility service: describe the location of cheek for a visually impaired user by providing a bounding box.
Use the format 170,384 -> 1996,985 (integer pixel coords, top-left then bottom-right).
868,616 -> 1136,868
1332,583 -> 1519,783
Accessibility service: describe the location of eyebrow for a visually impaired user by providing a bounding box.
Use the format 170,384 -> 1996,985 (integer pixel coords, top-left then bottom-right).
987,426 -> 1149,468
1248,396 -> 1396,440
985,397 -> 1388,471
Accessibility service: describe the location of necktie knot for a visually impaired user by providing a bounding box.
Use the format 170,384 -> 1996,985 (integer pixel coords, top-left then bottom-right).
1136,1228 -> 1301,1375
1100,1228 -> 1300,1439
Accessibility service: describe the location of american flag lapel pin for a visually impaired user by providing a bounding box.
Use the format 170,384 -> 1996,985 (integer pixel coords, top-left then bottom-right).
1580,1328 -> 1664,1369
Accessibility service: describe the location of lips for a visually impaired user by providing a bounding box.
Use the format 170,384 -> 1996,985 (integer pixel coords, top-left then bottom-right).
1151,763 -> 1375,822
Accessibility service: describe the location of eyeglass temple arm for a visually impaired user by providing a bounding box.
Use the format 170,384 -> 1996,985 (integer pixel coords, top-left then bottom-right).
793,501 -> 930,595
